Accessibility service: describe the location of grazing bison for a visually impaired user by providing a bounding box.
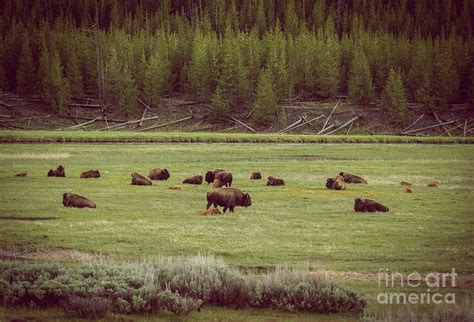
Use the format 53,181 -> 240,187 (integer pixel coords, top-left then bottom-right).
427,180 -> 439,187
213,171 -> 233,188
80,170 -> 101,178
48,165 -> 65,177
202,208 -> 222,216
354,198 -> 389,213
326,175 -> 346,190
400,181 -> 412,187
63,193 -> 96,208
148,168 -> 170,180
206,188 -> 252,213
15,172 -> 27,177
131,172 -> 152,186
267,176 -> 285,186
339,172 -> 367,184
205,168 -> 225,184
183,175 -> 203,185
250,172 -> 262,180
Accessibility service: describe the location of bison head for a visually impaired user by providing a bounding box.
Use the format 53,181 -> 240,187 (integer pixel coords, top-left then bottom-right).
326,178 -> 335,189
205,171 -> 215,184
242,193 -> 252,207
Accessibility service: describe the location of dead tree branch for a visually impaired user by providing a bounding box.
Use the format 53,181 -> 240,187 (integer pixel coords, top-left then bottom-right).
402,120 -> 455,135
227,116 -> 257,133
136,116 -> 193,132
432,111 -> 452,137
324,116 -> 360,135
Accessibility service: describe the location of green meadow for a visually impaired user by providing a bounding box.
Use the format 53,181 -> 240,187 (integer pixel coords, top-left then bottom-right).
0,140 -> 473,319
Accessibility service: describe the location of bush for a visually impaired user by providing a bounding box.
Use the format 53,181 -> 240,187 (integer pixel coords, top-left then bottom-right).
154,289 -> 202,315
61,295 -> 112,319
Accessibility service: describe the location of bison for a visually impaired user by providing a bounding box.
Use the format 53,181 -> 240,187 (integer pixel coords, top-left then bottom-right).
80,170 -> 101,178
250,172 -> 262,180
339,172 -> 367,184
267,176 -> 285,186
326,175 -> 346,190
48,165 -> 65,177
15,172 -> 27,177
205,168 -> 225,184
354,198 -> 389,213
213,171 -> 233,188
202,208 -> 222,216
131,172 -> 152,186
427,180 -> 439,187
148,168 -> 170,180
63,193 -> 96,208
206,188 -> 251,213
183,175 -> 203,185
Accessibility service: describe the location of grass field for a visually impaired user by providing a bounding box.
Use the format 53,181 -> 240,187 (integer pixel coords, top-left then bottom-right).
0,140 -> 473,319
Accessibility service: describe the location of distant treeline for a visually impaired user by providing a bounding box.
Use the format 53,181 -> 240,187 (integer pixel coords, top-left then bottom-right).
0,0 -> 473,123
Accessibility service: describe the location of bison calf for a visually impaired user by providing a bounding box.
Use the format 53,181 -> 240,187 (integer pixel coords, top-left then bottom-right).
63,193 -> 96,208
250,172 -> 262,180
48,165 -> 65,177
326,175 -> 346,190
206,188 -> 251,213
354,198 -> 389,213
267,176 -> 285,186
183,175 -> 203,185
131,172 -> 152,186
80,170 -> 101,178
202,208 -> 222,216
148,168 -> 170,180
339,172 -> 367,184
213,171 -> 233,188
16,172 -> 27,177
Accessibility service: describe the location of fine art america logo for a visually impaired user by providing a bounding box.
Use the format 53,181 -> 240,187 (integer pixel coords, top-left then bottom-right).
377,268 -> 457,304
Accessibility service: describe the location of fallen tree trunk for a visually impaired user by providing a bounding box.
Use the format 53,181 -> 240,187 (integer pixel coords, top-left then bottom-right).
320,101 -> 340,133
402,114 -> 424,132
281,115 -> 324,133
68,103 -> 102,109
277,117 -> 304,133
136,116 -> 192,132
401,120 -> 455,135
324,116 -> 360,135
98,115 -> 160,131
63,115 -> 103,130
228,116 -> 257,133
432,111 -> 452,137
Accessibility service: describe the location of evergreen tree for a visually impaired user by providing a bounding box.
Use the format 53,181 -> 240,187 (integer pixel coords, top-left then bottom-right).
266,27 -> 289,100
143,47 -> 171,107
431,40 -> 458,106
253,68 -> 276,125
42,49 -> 71,115
16,34 -> 35,95
315,17 -> 340,97
116,63 -> 138,117
209,86 -> 230,123
254,0 -> 267,38
312,0 -> 326,31
284,0 -> 299,37
348,46 -> 374,105
382,68 -> 409,124
65,46 -> 84,98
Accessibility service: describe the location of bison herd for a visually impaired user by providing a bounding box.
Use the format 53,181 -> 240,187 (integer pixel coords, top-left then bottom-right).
18,165 -> 441,215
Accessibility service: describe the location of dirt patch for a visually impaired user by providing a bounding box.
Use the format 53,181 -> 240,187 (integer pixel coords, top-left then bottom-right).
0,247 -> 108,262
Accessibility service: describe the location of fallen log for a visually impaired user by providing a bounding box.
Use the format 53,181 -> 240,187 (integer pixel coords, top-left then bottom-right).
63,115 -> 103,130
401,120 -> 455,135
281,115 -> 324,133
68,103 -> 102,109
0,122 -> 21,129
228,116 -> 257,133
323,116 -> 360,135
317,123 -> 335,134
61,115 -> 126,123
136,116 -> 193,132
320,101 -> 340,133
277,117 -> 304,133
432,111 -> 452,137
98,115 -> 161,131
402,114 -> 424,132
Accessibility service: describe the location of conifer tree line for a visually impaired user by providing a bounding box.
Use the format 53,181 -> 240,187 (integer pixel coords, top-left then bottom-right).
0,0 -> 473,123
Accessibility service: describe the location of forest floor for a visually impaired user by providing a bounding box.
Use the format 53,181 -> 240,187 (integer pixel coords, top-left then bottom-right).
0,92 -> 473,136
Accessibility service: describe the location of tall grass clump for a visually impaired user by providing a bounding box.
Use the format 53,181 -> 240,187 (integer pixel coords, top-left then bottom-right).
0,256 -> 366,318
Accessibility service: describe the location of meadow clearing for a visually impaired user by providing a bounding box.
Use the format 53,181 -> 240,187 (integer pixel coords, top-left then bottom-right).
0,139 -> 473,319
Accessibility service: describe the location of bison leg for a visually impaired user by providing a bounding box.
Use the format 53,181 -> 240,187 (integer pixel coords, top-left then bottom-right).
223,207 -> 228,213
206,201 -> 212,209
230,206 -> 235,213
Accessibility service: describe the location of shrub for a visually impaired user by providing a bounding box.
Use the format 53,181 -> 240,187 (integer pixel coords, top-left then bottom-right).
154,289 -> 202,315
61,295 -> 112,319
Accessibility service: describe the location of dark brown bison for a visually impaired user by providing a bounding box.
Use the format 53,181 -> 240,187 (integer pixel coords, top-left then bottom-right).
15,172 -> 27,177
48,165 -> 65,177
400,181 -> 412,187
206,188 -> 252,213
250,172 -> 262,180
326,175 -> 346,190
148,168 -> 170,180
339,172 -> 367,184
63,193 -> 96,208
354,198 -> 389,212
183,175 -> 203,185
205,168 -> 225,184
80,170 -> 101,178
213,171 -> 233,188
131,172 -> 152,186
267,176 -> 285,186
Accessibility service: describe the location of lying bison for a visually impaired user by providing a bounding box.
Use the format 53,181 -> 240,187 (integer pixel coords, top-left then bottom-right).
80,170 -> 101,178
148,168 -> 170,180
202,208 -> 222,216
354,198 -> 389,212
63,193 -> 96,208
183,175 -> 203,185
213,171 -> 233,188
131,172 -> 152,186
15,172 -> 27,177
250,172 -> 262,180
267,176 -> 285,186
48,165 -> 65,177
206,188 -> 251,213
326,175 -> 346,190
205,168 -> 225,184
339,172 -> 367,184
